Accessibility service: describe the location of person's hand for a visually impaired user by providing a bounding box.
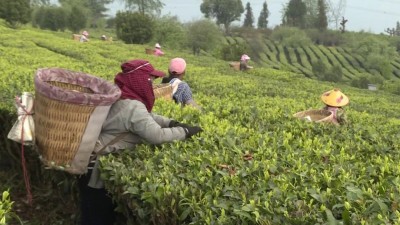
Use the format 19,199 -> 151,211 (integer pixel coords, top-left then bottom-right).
169,120 -> 191,128
184,126 -> 203,138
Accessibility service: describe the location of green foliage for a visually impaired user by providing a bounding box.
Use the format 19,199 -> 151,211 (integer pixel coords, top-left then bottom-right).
84,0 -> 113,28
115,11 -> 154,44
186,19 -> 223,55
242,2 -> 254,28
351,75 -> 370,89
345,34 -> 397,78
380,80 -> 400,95
306,29 -> 344,46
0,191 -> 13,224
151,15 -> 187,50
121,0 -> 164,15
271,27 -> 312,48
283,0 -> 307,28
315,0 -> 327,30
68,5 -> 88,33
218,37 -> 249,61
32,6 -> 68,31
1,18 -> 400,225
257,1 -> 269,29
312,59 -> 328,79
312,60 -> 343,82
0,190 -> 21,225
0,0 -> 31,28
200,0 -> 244,33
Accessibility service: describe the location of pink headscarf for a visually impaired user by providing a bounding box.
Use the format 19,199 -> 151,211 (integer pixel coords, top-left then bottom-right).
241,54 -> 250,61
114,60 -> 165,112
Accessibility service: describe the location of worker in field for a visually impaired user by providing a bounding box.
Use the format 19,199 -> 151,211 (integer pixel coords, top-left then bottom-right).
77,59 -> 203,225
154,43 -> 164,56
161,57 -> 202,110
80,30 -> 89,42
101,34 -> 107,41
321,88 -> 349,125
240,54 -> 253,71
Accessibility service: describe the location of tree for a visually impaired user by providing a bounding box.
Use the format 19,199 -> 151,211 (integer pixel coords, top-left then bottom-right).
60,0 -> 112,28
115,11 -> 154,44
32,6 -> 68,31
200,0 -> 244,33
315,0 -> 327,30
68,5 -> 88,32
186,19 -> 223,55
152,15 -> 187,50
85,0 -> 113,27
283,0 -> 307,28
0,0 -> 31,28
243,2 -> 254,28
257,1 -> 269,29
326,0 -> 346,30
119,0 -> 164,15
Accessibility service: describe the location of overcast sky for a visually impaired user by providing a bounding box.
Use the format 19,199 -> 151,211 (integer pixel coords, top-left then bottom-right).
107,0 -> 400,34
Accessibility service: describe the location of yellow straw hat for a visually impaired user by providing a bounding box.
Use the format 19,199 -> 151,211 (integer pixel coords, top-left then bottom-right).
320,88 -> 349,107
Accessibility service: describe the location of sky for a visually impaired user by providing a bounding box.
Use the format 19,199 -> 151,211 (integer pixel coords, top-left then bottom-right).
107,0 -> 400,34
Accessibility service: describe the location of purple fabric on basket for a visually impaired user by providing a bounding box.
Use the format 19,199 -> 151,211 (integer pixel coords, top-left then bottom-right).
35,68 -> 121,106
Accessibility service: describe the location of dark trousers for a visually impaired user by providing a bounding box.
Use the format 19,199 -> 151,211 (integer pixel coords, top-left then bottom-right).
77,170 -> 116,225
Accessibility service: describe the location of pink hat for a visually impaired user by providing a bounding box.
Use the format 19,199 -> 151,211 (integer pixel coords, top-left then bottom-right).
241,54 -> 250,61
82,31 -> 89,36
169,58 -> 186,74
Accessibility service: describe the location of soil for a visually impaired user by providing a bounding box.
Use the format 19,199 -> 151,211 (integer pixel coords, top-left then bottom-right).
1,170 -> 79,225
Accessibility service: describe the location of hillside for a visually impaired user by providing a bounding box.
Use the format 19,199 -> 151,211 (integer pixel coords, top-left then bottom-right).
1,23 -> 400,224
225,32 -> 400,88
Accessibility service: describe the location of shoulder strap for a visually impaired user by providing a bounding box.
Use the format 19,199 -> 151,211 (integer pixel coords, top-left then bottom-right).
96,132 -> 130,155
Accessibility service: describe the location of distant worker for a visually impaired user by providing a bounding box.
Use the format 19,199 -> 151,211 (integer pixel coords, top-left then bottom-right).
101,34 -> 107,41
240,54 -> 253,71
154,43 -> 164,56
321,88 -> 349,125
161,58 -> 201,110
80,31 -> 89,42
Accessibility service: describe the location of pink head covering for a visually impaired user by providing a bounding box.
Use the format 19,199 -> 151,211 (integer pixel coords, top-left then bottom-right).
169,58 -> 186,75
241,54 -> 250,61
82,31 -> 89,36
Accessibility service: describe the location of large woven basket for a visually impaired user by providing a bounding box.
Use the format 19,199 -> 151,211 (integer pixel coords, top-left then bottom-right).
229,61 -> 240,71
72,34 -> 80,41
153,83 -> 173,100
34,68 -> 121,174
293,109 -> 333,123
145,48 -> 154,55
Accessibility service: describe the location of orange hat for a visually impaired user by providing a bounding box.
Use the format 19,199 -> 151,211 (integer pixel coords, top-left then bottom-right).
321,88 -> 349,107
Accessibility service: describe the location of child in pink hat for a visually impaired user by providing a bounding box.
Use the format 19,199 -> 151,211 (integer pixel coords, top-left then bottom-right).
161,58 -> 201,110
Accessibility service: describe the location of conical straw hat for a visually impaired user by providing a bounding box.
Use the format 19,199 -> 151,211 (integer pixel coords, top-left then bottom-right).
320,88 -> 349,107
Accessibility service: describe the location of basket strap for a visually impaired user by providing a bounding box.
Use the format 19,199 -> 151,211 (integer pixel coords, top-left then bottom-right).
96,132 -> 130,155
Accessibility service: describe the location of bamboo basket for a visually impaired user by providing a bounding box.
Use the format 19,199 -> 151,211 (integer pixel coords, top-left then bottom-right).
72,34 -> 81,41
293,109 -> 333,123
229,61 -> 240,71
145,48 -> 154,55
34,68 -> 121,174
153,83 -> 173,100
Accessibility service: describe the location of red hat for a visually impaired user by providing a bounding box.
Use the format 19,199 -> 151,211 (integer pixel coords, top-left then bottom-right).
121,60 -> 165,77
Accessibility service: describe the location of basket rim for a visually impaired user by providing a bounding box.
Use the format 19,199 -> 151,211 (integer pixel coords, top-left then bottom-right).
35,68 -> 121,106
